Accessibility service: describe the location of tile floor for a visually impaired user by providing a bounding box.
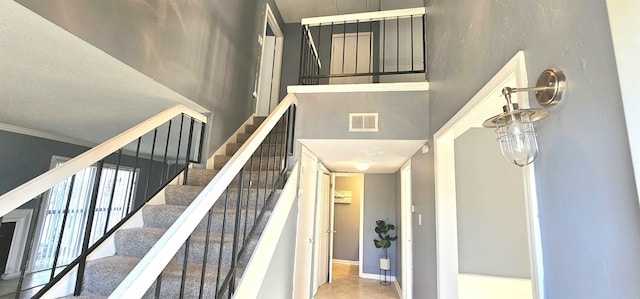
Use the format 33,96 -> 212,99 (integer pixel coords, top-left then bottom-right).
314,263 -> 399,299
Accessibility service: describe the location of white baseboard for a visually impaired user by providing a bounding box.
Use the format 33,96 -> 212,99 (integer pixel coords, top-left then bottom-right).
360,272 -> 396,282
332,259 -> 359,265
394,280 -> 402,297
206,114 -> 256,169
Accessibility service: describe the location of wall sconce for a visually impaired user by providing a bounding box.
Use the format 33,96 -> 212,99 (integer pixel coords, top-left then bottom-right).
483,69 -> 566,166
355,161 -> 370,171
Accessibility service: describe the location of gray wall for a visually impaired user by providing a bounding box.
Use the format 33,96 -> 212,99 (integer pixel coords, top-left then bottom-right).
421,0 -> 640,298
362,174 -> 397,276
454,128 -> 530,279
295,91 -> 429,140
280,23 -> 302,97
333,175 -> 361,261
408,147 -> 436,298
16,0 -> 285,157
257,202 -> 298,298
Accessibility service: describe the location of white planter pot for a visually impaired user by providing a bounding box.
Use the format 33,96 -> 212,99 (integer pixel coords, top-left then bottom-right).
380,258 -> 391,270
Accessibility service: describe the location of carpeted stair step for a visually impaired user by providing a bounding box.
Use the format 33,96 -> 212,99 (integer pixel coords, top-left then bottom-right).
165,186 -> 269,209
237,132 -> 286,144
114,228 -> 234,264
142,205 -> 267,235
185,168 -> 217,186
82,256 -> 225,298
244,122 -> 286,134
226,143 -> 284,156
213,154 -> 283,171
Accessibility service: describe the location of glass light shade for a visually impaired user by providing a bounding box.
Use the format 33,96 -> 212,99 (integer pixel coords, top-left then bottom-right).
495,119 -> 538,167
355,161 -> 370,171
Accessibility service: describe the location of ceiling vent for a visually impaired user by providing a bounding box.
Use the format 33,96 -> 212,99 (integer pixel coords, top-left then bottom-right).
349,113 -> 378,132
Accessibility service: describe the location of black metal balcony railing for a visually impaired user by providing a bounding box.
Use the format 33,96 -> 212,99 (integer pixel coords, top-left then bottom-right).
299,8 -> 427,85
0,111 -> 205,299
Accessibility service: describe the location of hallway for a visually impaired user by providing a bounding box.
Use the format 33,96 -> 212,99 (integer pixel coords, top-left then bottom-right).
314,263 -> 399,299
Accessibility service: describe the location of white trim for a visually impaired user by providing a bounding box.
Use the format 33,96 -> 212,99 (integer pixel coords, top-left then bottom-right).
360,272 -> 396,281
110,95 -> 297,298
0,105 -> 207,218
332,259 -> 359,265
297,146 -> 319,299
606,0 -> 640,205
433,51 -> 545,299
394,280 -> 402,297
255,3 -> 284,116
233,162 -> 300,299
301,7 -> 426,26
400,161 -> 413,299
288,82 -> 429,94
1,209 -> 32,279
0,122 -> 97,148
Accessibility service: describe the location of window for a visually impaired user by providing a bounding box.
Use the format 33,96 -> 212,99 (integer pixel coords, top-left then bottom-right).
32,157 -> 138,271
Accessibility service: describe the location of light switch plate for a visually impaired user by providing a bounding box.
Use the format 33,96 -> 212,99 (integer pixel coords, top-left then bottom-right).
419,214 -> 422,226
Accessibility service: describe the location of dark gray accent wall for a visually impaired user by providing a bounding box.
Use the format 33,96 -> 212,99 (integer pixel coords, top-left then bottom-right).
0,130 -> 169,208
295,91 -> 428,140
15,0 -> 285,157
454,128 -> 530,279
333,175 -> 361,261
257,202 -> 298,297
424,1 -> 640,298
0,131 -> 87,196
362,174 -> 397,276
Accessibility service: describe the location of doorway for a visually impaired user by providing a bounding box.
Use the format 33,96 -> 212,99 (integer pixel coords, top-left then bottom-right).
330,174 -> 364,276
433,51 -> 545,299
255,3 -> 283,116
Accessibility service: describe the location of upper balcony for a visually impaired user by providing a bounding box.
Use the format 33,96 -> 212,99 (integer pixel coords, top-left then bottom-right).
298,7 -> 426,86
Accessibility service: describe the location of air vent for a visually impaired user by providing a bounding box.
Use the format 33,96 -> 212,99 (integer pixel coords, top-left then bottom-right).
349,113 -> 378,132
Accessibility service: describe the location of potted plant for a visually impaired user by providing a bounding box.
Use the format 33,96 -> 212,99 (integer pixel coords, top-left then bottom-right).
373,219 -> 397,271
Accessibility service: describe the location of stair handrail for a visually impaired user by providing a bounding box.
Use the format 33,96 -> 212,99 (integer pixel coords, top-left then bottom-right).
0,105 -> 208,218
109,94 -> 298,298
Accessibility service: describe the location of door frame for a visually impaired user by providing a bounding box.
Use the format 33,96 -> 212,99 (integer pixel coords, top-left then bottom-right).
294,146 -> 319,299
312,164 -> 331,294
606,0 -> 640,205
400,160 -> 413,299
433,51 -> 545,299
254,3 -> 284,116
332,173 -> 365,277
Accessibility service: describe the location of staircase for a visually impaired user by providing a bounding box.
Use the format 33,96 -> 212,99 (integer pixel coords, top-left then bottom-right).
72,116 -> 286,298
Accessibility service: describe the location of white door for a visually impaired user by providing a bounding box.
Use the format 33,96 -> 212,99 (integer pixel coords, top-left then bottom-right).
330,32 -> 373,84
256,35 -> 276,116
401,161 -> 413,299
315,172 -> 331,290
293,147 -> 318,299
254,4 -> 283,116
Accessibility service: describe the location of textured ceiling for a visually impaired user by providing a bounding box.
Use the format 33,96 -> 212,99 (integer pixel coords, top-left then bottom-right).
300,139 -> 426,173
0,1 -> 208,146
